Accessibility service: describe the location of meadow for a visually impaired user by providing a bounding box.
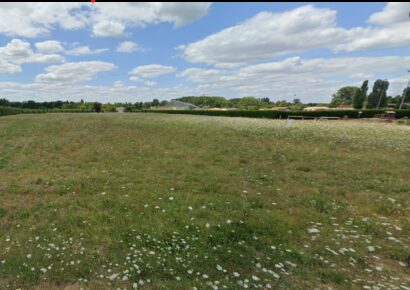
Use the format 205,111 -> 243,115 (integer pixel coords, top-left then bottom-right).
0,113 -> 409,290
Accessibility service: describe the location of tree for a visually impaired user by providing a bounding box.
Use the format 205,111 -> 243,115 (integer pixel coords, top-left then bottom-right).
237,97 -> 262,110
176,96 -> 231,108
330,86 -> 359,107
293,98 -> 301,105
152,99 -> 160,107
94,102 -> 102,113
366,79 -> 389,109
260,97 -> 270,104
0,98 -> 10,106
353,80 -> 368,109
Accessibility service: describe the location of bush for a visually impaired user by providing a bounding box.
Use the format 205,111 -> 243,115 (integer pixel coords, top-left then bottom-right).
0,106 -> 24,116
137,109 -> 410,119
1,106 -> 94,117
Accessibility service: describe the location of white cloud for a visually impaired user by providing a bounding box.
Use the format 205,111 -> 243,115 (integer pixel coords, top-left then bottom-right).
0,3 -> 86,37
180,3 -> 410,64
0,3 -> 210,38
66,46 -> 108,56
178,56 -> 410,102
35,61 -> 116,84
0,39 -> 64,65
92,21 -> 127,37
116,41 -> 144,53
91,2 -> 211,30
129,64 -> 176,79
335,2 -> 410,52
35,40 -> 64,54
0,59 -> 21,74
368,2 -> 410,25
335,23 -> 410,52
180,5 -> 350,66
0,81 -> 203,103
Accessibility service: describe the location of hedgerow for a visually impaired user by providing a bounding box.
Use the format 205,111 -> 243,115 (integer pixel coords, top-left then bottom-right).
138,109 -> 410,119
0,106 -> 94,116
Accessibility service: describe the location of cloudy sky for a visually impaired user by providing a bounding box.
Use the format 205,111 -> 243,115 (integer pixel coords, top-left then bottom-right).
0,2 -> 410,103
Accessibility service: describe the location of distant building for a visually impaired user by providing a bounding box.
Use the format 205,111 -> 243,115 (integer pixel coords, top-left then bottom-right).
271,107 -> 289,111
304,106 -> 330,111
208,107 -> 228,111
335,105 -> 354,110
151,100 -> 199,110
116,107 -> 125,113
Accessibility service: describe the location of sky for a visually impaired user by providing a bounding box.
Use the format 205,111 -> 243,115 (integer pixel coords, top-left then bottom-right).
0,2 -> 410,103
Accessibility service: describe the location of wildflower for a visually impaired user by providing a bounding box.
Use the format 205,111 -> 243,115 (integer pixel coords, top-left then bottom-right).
308,228 -> 319,234
252,275 -> 260,281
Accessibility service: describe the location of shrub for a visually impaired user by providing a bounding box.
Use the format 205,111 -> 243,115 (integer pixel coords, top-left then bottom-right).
0,106 -> 24,116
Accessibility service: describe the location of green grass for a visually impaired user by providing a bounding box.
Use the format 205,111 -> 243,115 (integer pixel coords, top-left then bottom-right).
0,113 -> 409,289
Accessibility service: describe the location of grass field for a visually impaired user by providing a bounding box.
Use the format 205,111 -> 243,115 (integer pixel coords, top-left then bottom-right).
0,113 -> 409,290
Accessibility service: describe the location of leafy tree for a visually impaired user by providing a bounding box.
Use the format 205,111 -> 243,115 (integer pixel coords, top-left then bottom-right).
176,96 -> 231,108
293,98 -> 301,105
0,98 -> 10,106
152,99 -> 160,106
366,79 -> 389,109
260,97 -> 270,104
103,103 -> 116,112
353,80 -> 368,109
330,86 -> 359,107
94,102 -> 102,113
237,97 -> 263,110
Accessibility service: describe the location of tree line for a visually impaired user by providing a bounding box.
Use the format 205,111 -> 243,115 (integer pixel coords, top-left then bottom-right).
330,79 -> 409,109
1,78 -> 408,111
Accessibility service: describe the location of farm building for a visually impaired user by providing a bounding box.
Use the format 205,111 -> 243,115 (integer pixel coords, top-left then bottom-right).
271,107 -> 289,111
116,107 -> 125,113
304,106 -> 330,111
208,108 -> 228,111
151,100 -> 199,110
335,105 -> 354,110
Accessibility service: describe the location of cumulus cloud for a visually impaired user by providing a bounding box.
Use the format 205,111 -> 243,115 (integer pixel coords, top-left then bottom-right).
180,3 -> 410,65
334,3 -> 410,53
0,59 -> 21,74
92,21 -> 127,37
129,64 -> 176,79
0,3 -> 211,38
66,46 -> 109,56
0,39 -> 64,66
178,56 -> 410,101
180,5 -> 350,66
90,2 -> 211,30
0,81 -> 203,103
0,3 -> 86,37
368,2 -> 410,25
35,61 -> 116,84
116,41 -> 144,53
35,40 -> 64,54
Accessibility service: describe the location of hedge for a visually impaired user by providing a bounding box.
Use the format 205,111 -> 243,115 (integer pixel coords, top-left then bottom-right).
0,106 -> 24,116
138,109 -> 410,119
1,106 -> 94,116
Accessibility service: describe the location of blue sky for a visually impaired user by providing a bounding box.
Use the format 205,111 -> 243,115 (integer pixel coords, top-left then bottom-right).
0,2 -> 409,103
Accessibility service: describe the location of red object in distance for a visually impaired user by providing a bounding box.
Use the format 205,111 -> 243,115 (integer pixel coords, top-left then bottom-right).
91,0 -> 95,3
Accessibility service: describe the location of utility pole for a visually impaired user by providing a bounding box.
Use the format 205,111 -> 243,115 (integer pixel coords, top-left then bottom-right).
399,70 -> 410,110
